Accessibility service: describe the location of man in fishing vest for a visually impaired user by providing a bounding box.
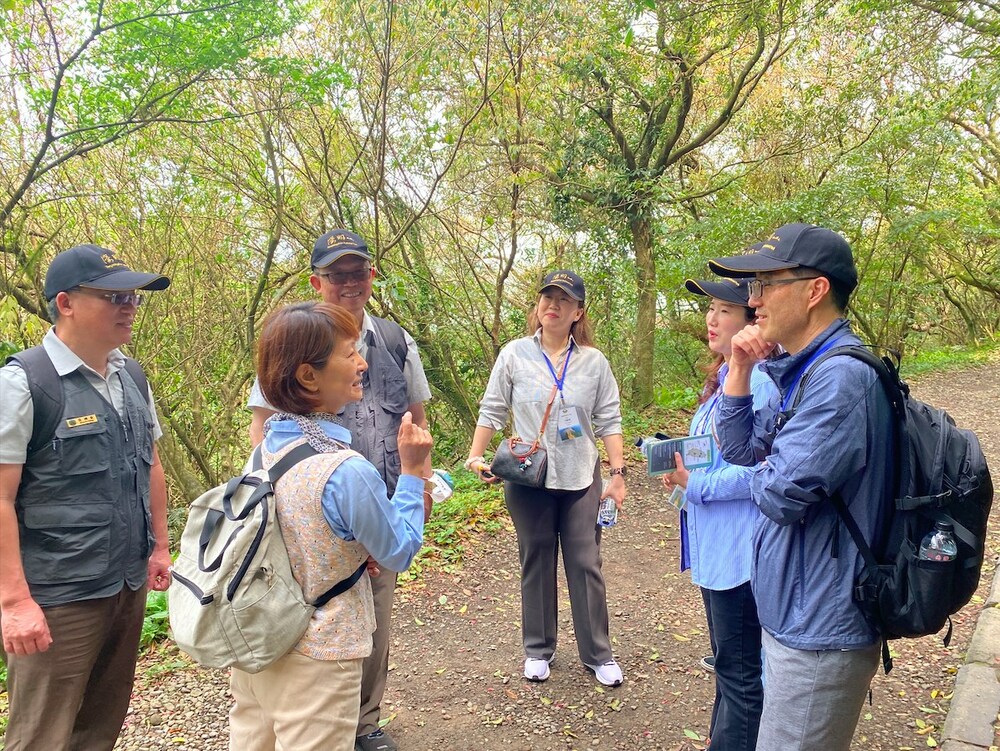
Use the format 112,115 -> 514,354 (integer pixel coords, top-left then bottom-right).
248,229 -> 432,751
0,244 -> 172,750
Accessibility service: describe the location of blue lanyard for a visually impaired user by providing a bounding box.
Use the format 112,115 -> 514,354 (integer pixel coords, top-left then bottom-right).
780,337 -> 845,411
695,392 -> 721,436
542,342 -> 574,398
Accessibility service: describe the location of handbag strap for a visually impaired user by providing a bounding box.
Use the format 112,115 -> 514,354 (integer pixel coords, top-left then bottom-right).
533,385 -> 560,443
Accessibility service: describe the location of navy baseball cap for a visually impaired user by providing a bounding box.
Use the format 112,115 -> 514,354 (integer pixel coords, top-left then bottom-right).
540,270 -> 585,303
311,229 -> 372,270
44,244 -> 170,301
708,223 -> 858,294
684,277 -> 752,306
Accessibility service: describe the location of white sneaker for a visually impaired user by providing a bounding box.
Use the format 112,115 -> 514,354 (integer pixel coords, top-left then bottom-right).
586,660 -> 623,686
524,657 -> 552,682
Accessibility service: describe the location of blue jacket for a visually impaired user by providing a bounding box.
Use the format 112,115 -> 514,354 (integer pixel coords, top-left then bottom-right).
716,319 -> 895,650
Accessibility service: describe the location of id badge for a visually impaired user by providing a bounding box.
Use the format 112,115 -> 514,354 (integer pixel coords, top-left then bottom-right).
557,405 -> 584,441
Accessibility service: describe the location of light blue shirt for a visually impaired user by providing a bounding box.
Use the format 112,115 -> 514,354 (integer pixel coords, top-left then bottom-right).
681,364 -> 777,591
264,418 -> 425,573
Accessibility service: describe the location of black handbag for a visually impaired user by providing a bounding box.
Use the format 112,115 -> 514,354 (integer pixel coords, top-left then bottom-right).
490,386 -> 558,487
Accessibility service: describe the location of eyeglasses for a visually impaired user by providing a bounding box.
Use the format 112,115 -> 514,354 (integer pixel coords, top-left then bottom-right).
316,266 -> 372,286
76,288 -> 145,306
747,276 -> 821,299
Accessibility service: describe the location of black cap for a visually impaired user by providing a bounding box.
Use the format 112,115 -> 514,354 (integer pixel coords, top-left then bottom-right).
540,270 -> 585,303
311,230 -> 372,270
708,223 -> 858,294
684,277 -> 752,306
44,244 -> 170,301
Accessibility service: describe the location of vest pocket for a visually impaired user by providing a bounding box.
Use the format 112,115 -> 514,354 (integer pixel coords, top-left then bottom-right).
21,502 -> 113,584
55,419 -> 111,475
379,369 -> 409,413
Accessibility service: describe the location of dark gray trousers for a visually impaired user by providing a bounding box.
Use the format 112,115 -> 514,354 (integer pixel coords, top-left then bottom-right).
356,568 -> 396,737
504,464 -> 613,666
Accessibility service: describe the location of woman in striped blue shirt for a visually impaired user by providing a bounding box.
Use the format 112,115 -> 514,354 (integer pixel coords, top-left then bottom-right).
661,278 -> 777,751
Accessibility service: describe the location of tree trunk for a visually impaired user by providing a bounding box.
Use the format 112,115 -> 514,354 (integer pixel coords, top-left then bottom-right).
630,214 -> 656,408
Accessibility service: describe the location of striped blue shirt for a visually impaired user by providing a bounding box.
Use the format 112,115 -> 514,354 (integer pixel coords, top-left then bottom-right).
681,364 -> 778,590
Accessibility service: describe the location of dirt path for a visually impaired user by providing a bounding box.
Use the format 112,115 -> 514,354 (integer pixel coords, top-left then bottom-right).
114,360 -> 1000,751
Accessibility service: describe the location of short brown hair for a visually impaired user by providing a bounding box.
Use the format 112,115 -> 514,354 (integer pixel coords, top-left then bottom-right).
256,302 -> 360,414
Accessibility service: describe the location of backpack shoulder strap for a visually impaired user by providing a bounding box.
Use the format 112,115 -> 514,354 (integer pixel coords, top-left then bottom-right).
7,346 -> 63,455
798,345 -> 905,578
314,561 -> 368,607
263,442 -> 368,606
370,315 -> 409,372
792,345 -> 906,417
122,357 -> 149,401
265,443 -> 321,482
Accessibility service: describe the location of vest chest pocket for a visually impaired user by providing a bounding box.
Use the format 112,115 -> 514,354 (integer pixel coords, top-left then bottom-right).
55,418 -> 111,475
379,368 -> 409,414
20,502 -> 114,584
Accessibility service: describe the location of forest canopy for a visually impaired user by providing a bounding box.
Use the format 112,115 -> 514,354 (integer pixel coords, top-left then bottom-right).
2,0 -> 998,500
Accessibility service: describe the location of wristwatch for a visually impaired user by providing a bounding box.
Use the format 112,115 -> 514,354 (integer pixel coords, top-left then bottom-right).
609,466 -> 627,477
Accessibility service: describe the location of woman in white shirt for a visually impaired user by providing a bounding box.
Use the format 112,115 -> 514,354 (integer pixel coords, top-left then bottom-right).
465,270 -> 627,687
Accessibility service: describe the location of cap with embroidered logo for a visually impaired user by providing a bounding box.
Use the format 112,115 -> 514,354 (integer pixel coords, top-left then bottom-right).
311,229 -> 372,270
684,277 -> 753,306
540,270 -> 585,303
44,244 -> 170,301
708,223 -> 858,294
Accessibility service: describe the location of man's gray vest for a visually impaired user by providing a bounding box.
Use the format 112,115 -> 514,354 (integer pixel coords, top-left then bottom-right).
338,317 -> 409,494
10,346 -> 156,607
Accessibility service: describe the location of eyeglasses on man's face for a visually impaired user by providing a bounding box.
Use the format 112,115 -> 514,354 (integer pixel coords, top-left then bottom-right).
75,288 -> 145,306
316,265 -> 372,286
747,276 -> 821,299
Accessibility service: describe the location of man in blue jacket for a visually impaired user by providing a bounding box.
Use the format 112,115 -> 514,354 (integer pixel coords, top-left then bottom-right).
708,224 -> 895,751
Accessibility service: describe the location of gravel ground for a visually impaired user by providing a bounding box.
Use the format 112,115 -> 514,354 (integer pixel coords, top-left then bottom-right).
42,358 -> 1000,750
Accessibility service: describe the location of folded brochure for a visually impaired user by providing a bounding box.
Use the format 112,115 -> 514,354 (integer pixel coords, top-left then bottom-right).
643,434 -> 714,475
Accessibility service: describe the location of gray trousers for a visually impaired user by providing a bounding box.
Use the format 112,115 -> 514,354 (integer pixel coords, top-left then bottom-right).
356,568 -> 396,737
755,630 -> 880,751
504,465 -> 613,666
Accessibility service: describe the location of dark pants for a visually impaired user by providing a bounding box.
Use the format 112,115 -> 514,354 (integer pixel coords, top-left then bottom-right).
3,586 -> 147,751
504,465 -> 613,666
356,568 -> 396,737
701,582 -> 763,751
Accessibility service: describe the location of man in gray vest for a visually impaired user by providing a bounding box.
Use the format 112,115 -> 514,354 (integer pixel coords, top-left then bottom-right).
248,229 -> 432,751
0,244 -> 172,750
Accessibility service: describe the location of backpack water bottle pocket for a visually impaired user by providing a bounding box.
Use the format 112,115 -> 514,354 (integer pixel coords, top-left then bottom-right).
882,540 -> 955,639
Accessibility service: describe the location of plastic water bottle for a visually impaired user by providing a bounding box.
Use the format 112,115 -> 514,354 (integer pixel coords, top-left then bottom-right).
428,470 -> 454,504
918,521 -> 958,562
597,480 -> 618,527
597,498 -> 618,527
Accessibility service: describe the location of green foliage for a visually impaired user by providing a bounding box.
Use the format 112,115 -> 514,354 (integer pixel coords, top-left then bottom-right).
140,590 -> 171,650
1,0 -> 998,525
398,470 -> 508,584
900,342 -> 1000,378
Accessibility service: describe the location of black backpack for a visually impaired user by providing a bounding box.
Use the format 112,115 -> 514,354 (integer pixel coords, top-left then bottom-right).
794,346 -> 993,672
